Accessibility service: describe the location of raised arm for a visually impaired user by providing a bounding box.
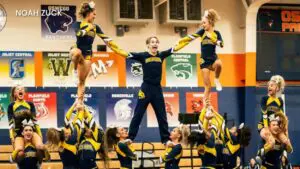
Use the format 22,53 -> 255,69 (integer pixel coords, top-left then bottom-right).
94,25 -> 136,59
173,29 -> 205,52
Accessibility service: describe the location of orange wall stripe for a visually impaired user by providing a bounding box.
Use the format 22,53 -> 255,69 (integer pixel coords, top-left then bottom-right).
245,52 -> 256,86
34,52 -> 43,87
116,53 -> 126,87
198,53 -> 246,87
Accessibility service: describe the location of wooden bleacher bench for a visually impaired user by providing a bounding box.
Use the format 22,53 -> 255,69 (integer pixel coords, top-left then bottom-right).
0,143 -> 202,169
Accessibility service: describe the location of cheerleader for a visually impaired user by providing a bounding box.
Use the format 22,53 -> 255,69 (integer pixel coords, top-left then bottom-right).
7,85 -> 45,164
104,126 -> 138,169
46,102 -> 84,169
257,75 -> 292,157
173,9 -> 224,106
12,119 -> 50,169
70,1 -> 113,103
260,116 -> 292,169
77,107 -> 107,169
160,124 -> 190,169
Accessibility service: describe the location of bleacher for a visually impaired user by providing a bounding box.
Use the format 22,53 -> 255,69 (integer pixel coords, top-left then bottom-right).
0,142 -> 202,169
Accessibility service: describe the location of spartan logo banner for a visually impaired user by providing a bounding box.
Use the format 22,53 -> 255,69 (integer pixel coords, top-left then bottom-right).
106,92 -> 137,127
166,53 -> 197,87
9,59 -> 25,79
0,51 -> 35,87
41,5 -> 76,40
43,52 -> 74,87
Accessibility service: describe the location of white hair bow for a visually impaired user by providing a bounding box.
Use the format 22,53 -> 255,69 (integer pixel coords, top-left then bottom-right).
204,10 -> 209,17
238,123 -> 244,129
89,1 -> 95,9
22,119 -> 35,127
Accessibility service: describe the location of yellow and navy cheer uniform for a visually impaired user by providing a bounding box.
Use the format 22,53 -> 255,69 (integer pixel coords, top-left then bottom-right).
111,49 -> 174,143
222,127 -> 241,169
7,100 -> 42,138
78,109 -> 104,169
201,130 -> 217,169
115,142 -> 137,169
261,140 -> 286,169
198,108 -> 225,169
73,21 -> 111,59
258,95 -> 284,132
59,105 -> 84,169
174,29 -> 223,69
161,144 -> 183,169
16,143 -> 40,169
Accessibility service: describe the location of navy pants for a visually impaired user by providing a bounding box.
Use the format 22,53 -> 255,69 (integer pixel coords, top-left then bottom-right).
128,82 -> 170,143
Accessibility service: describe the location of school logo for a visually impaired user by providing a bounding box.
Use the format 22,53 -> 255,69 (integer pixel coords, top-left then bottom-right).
114,99 -> 133,121
170,63 -> 193,80
0,4 -> 7,32
131,62 -> 143,76
44,11 -> 73,34
48,58 -> 71,76
9,59 -> 25,79
91,60 -> 114,78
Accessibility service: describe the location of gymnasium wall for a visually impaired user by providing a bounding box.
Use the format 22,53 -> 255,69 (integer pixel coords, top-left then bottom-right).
0,0 -> 300,165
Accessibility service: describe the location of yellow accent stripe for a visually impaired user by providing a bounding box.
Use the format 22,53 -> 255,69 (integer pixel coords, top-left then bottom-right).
115,144 -> 126,157
204,145 -> 217,156
61,141 -> 77,155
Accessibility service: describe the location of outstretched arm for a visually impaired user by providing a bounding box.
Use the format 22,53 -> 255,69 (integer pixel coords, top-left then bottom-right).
95,25 -> 135,58
173,29 -> 205,52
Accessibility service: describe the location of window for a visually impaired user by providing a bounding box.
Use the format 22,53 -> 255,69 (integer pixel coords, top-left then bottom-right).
119,0 -> 135,18
187,0 -> 201,20
138,0 -> 153,19
169,0 -> 184,20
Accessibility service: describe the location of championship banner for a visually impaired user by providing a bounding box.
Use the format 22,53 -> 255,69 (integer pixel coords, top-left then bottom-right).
186,92 -> 218,113
41,5 -> 76,39
63,92 -> 100,126
126,59 -> 143,87
0,51 -> 35,87
0,93 -> 10,129
106,92 -> 137,127
147,92 -> 180,127
87,52 -> 119,87
25,92 -> 57,128
166,53 -> 197,87
258,8 -> 300,33
42,52 -> 74,87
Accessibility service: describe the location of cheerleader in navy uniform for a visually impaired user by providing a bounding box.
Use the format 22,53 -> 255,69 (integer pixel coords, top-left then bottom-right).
221,123 -> 251,169
104,35 -> 192,144
7,85 -> 46,164
77,107 -> 107,169
260,116 -> 292,169
257,75 -> 292,158
12,119 -> 50,169
188,107 -> 220,169
105,126 -> 138,169
70,1 -> 114,103
46,102 -> 85,169
160,124 -> 190,169
173,9 -> 224,106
